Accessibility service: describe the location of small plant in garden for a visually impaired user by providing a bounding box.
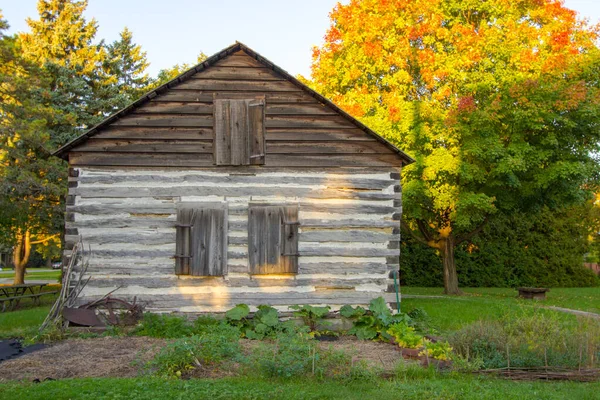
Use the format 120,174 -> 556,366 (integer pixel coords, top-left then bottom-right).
147,323 -> 241,378
133,313 -> 193,338
419,341 -> 453,361
386,322 -> 424,349
289,304 -> 331,335
340,297 -> 411,340
224,303 -> 297,339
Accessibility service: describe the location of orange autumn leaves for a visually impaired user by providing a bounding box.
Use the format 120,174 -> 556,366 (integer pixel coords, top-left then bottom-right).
311,0 -> 599,123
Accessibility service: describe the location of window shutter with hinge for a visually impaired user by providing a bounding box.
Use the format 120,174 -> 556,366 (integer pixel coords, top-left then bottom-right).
248,204 -> 298,274
175,208 -> 194,275
175,204 -> 228,276
214,97 -> 265,166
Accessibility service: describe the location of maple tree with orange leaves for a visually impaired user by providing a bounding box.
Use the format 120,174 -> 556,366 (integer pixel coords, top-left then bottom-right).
310,0 -> 600,294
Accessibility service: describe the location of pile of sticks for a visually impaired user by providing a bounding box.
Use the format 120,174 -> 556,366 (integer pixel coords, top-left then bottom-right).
479,367 -> 600,382
39,238 -> 91,332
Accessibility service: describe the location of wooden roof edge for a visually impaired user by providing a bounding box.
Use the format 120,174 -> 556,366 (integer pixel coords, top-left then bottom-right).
53,41 -> 415,165
52,42 -> 244,160
235,42 -> 415,165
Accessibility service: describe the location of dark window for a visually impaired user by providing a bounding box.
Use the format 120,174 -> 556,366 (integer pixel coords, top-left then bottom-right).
214,97 -> 265,165
248,204 -> 299,274
175,204 -> 228,276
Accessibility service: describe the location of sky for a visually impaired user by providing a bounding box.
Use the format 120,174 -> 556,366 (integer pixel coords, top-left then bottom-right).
1,0 -> 600,79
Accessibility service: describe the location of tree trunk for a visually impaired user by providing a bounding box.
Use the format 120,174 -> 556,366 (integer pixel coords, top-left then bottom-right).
12,230 -> 31,285
439,236 -> 462,295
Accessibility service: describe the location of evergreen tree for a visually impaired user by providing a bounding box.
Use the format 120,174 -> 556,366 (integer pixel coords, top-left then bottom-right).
104,27 -> 151,102
0,11 -> 65,284
153,52 -> 208,87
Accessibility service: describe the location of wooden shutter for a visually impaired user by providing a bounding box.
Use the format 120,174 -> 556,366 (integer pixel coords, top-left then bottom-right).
248,205 -> 298,274
175,208 -> 194,275
214,97 -> 265,166
248,98 -> 265,165
175,204 -> 228,276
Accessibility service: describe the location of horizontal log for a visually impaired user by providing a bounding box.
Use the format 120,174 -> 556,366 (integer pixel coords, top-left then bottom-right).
112,114 -> 213,127
266,115 -> 355,129
266,141 -> 386,154
158,90 -> 315,103
69,152 -> 403,167
266,129 -> 375,141
76,173 -> 394,190
76,291 -> 397,308
137,102 -> 213,114
65,232 -> 175,245
69,201 -> 395,215
70,186 -> 396,201
176,79 -> 302,92
76,139 -> 213,153
95,127 -> 213,140
84,276 -> 387,289
192,66 -> 283,81
299,247 -> 399,257
299,230 -> 400,243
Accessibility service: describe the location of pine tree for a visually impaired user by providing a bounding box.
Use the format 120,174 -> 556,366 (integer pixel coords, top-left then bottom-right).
104,27 -> 151,102
0,11 -> 65,284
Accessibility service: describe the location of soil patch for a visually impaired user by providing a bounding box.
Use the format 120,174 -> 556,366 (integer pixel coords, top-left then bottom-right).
0,337 -> 165,382
0,336 -> 403,381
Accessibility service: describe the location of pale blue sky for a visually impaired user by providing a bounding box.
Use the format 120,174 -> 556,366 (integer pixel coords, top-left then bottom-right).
1,0 -> 599,78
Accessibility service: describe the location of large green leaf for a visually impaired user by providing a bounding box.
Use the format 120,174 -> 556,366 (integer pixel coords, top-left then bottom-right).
255,305 -> 279,327
225,304 -> 250,321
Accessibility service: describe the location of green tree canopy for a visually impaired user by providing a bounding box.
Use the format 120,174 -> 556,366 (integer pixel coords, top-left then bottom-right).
310,0 -> 600,294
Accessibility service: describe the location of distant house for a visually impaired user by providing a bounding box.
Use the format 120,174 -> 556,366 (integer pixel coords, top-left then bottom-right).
53,43 -> 414,313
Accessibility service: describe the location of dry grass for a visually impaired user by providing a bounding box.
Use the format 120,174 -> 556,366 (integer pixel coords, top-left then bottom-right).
0,337 -> 164,381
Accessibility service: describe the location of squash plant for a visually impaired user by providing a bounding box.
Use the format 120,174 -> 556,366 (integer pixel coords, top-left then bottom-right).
340,297 -> 411,340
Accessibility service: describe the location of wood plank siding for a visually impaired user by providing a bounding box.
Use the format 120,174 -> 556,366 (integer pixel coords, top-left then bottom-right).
66,167 -> 401,312
68,50 -> 402,169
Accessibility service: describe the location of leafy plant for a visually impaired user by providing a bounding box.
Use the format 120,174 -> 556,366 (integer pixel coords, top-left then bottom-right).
420,341 -> 453,361
224,304 -> 297,340
341,297 -> 411,340
147,323 -> 241,378
387,323 -> 424,349
289,304 -> 331,333
133,313 -> 193,338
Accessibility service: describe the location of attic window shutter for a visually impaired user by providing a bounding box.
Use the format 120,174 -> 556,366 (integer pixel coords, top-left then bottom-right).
214,97 -> 265,165
175,204 -> 228,276
248,204 -> 298,274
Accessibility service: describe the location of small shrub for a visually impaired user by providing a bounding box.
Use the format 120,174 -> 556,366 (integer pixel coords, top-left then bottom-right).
147,322 -> 241,378
224,304 -> 299,339
191,315 -> 221,335
420,341 -> 453,361
248,330 -> 316,378
387,322 -> 424,349
133,313 -> 192,338
289,304 -> 331,333
449,320 -> 507,369
340,297 -> 412,340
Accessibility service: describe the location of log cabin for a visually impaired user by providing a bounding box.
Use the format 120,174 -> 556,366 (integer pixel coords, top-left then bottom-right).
53,42 -> 414,313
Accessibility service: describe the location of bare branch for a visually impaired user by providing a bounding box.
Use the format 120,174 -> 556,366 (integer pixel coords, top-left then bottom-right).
401,220 -> 430,246
30,233 -> 60,245
456,218 -> 489,245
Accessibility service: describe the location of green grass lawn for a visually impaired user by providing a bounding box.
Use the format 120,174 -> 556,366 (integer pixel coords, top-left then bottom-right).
0,269 -> 61,281
1,376 -> 599,400
400,287 -> 599,332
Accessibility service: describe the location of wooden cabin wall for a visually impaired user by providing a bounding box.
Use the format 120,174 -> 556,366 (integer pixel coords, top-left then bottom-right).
65,166 -> 401,312
67,51 -> 403,169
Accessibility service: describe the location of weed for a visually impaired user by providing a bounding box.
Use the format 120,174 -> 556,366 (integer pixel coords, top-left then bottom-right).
133,313 -> 192,338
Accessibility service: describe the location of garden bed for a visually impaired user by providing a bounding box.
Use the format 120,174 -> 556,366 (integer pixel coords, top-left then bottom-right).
0,336 -> 404,382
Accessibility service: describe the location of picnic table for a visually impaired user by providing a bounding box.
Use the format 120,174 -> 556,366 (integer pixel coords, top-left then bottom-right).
0,283 -> 58,312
